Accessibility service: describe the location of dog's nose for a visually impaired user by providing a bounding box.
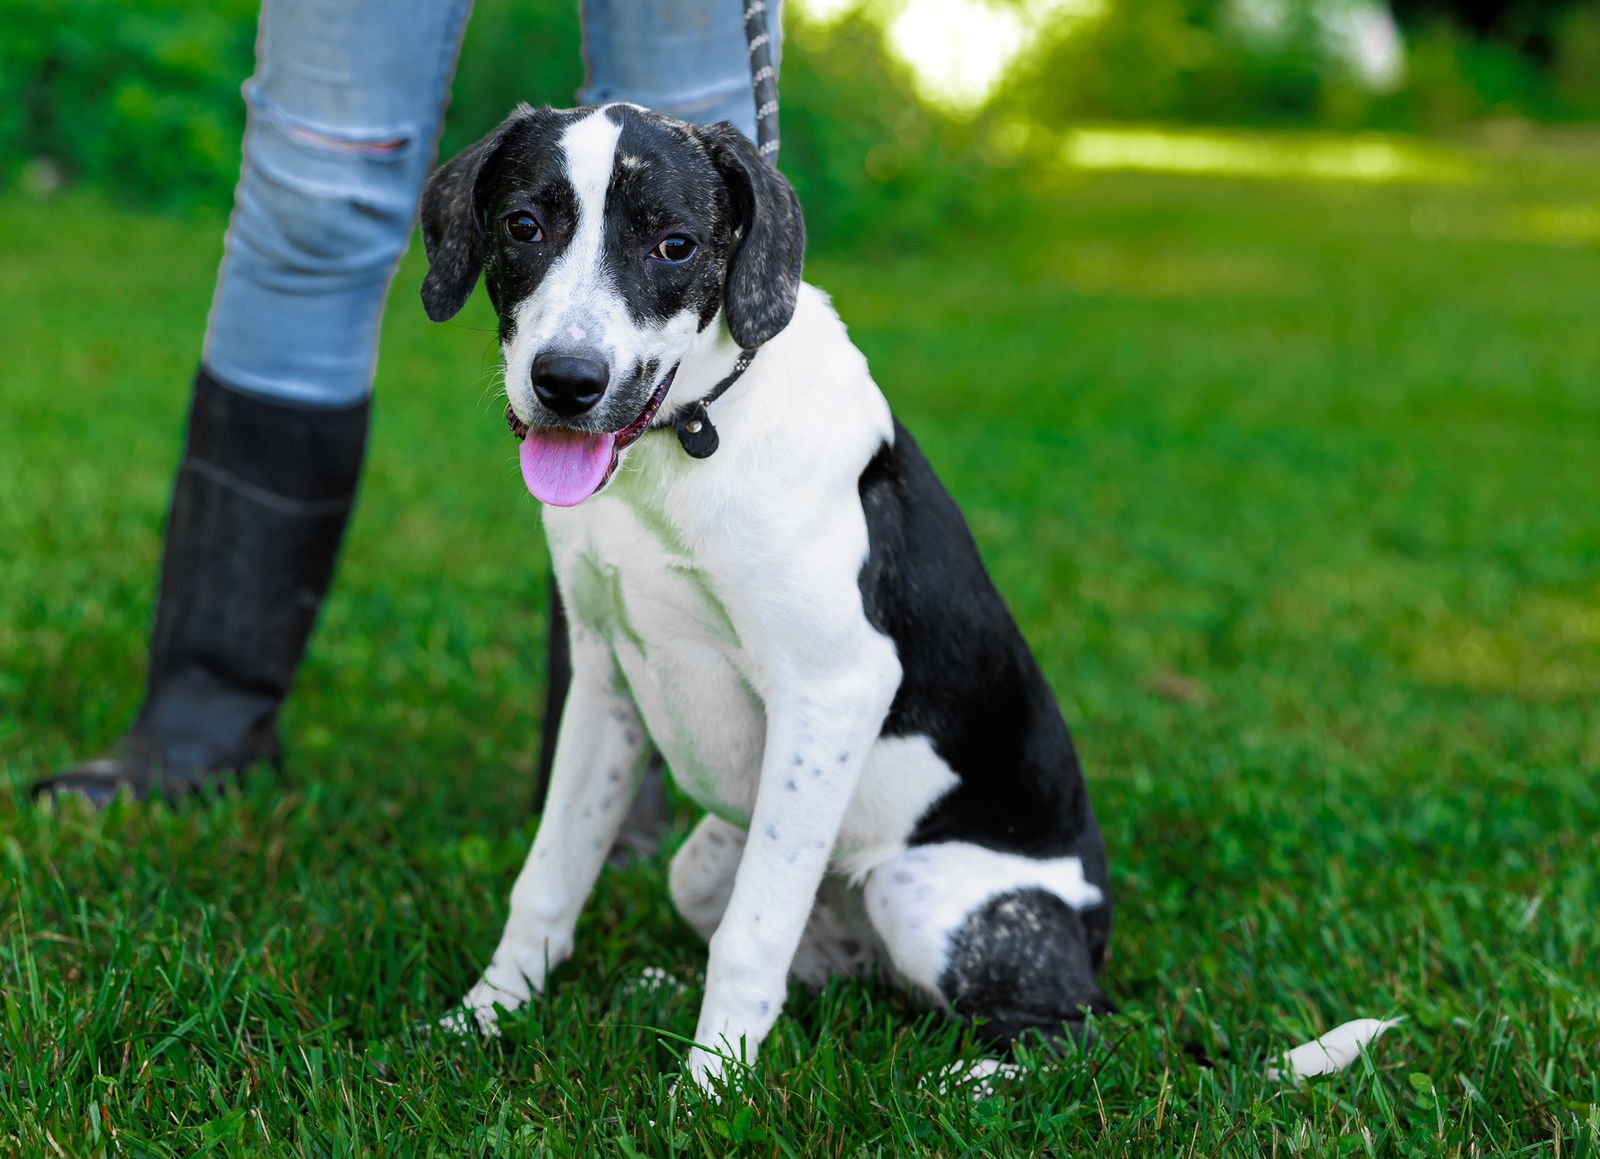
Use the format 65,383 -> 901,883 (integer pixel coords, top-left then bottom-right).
532,354 -> 609,418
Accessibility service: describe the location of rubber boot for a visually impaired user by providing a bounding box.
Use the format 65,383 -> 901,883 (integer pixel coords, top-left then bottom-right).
34,368 -> 369,806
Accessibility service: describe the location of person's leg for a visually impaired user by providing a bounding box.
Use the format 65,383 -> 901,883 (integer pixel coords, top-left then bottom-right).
205,0 -> 474,409
578,0 -> 781,139
38,0 -> 474,804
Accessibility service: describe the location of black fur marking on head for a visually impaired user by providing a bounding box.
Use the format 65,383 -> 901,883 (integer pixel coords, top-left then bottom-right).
693,121 -> 806,348
425,105 -> 806,361
420,105 -> 578,323
600,108 -> 734,335
477,138 -> 581,339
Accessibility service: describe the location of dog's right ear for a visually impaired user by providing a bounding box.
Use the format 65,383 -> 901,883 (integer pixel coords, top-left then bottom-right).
420,108 -> 533,323
695,122 -> 806,349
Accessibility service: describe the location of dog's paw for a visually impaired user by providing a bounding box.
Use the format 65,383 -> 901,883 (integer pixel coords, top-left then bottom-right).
676,1049 -> 735,1103
436,997 -> 505,1039
684,1047 -> 724,1093
451,974 -> 536,1037
429,945 -> 553,1041
413,997 -> 504,1044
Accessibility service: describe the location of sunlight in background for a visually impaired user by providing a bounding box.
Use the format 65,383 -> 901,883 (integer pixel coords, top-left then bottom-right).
1054,126 -> 1481,184
787,0 -> 1509,189
790,0 -> 1477,190
787,0 -> 1474,188
793,0 -> 1105,112
791,0 -> 1405,113
885,0 -> 1104,111
1230,0 -> 1405,91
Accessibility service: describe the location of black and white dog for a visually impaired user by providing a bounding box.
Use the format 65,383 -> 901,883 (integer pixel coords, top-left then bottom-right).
421,103 -> 1112,1090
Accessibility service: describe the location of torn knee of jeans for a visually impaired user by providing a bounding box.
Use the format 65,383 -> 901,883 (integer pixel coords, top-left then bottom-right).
282,120 -> 408,155
246,82 -> 417,160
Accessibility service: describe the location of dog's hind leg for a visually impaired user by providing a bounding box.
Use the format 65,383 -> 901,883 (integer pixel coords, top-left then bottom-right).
789,874 -> 881,987
671,817 -> 880,988
669,816 -> 747,942
456,648 -> 652,1032
864,842 -> 1112,1052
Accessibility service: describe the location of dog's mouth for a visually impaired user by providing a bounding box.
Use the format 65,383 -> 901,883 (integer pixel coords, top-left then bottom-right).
506,366 -> 676,507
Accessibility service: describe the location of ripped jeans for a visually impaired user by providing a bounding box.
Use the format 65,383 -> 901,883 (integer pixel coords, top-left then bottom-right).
204,0 -> 780,407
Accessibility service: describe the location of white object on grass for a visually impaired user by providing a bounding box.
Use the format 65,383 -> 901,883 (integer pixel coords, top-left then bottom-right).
923,1058 -> 1028,1099
1267,1016 -> 1407,1081
619,965 -> 691,998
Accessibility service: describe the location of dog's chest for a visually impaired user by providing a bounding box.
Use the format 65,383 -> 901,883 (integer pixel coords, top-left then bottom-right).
546,440 -> 767,824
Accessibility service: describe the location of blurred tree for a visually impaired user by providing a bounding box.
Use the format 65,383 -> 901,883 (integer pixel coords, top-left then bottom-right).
1389,0 -> 1585,62
992,0 -> 1600,129
0,0 -> 257,205
0,0 -> 585,208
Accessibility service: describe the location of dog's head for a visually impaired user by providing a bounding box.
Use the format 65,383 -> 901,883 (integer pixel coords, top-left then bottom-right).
420,103 -> 805,506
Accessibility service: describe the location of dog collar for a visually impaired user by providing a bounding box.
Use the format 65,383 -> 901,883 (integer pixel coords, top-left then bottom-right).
671,347 -> 757,459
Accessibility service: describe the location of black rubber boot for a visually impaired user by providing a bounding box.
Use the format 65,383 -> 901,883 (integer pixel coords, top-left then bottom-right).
34,368 -> 369,806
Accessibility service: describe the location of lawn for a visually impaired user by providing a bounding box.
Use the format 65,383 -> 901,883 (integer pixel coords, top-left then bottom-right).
2,129 -> 1597,1156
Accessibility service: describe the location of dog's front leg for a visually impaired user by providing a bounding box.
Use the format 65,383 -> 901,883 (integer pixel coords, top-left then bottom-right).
686,644 -> 899,1089
459,644 -> 649,1032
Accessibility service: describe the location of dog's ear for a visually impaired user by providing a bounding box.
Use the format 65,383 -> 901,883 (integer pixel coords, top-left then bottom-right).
420,108 -> 533,323
697,123 -> 806,348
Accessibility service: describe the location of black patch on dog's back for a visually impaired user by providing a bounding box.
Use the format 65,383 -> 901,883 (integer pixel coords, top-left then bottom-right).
856,422 -> 1107,881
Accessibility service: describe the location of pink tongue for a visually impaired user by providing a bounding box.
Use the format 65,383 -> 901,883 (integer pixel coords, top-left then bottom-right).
520,427 -> 618,506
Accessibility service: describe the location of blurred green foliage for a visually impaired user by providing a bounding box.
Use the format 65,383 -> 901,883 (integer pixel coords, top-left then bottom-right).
1384,7 -> 1600,125
1,0 -> 1595,245
435,0 -> 585,160
780,14 -> 1023,248
998,0 -> 1355,127
0,0 -> 1002,250
994,0 -> 1600,131
0,0 -> 258,205
0,0 -> 589,211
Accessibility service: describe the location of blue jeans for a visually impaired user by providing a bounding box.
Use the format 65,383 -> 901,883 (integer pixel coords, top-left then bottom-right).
205,0 -> 780,408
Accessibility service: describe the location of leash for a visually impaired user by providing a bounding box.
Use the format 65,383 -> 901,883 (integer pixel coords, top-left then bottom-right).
669,0 -> 781,459
745,0 -> 782,165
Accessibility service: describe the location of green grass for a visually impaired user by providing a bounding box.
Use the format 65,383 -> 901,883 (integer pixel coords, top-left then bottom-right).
2,131 -> 1598,1156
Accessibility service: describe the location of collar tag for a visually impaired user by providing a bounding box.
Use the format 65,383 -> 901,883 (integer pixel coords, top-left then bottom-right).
670,348 -> 756,460
674,402 -> 720,458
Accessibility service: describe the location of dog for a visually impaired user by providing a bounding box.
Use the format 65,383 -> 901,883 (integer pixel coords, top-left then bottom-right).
420,102 -> 1113,1090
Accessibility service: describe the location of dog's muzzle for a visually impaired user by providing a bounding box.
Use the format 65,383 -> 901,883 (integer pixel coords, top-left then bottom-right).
507,366 -> 677,507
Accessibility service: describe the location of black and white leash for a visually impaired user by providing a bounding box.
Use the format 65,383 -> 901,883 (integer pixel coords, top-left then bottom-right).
670,0 -> 781,459
745,0 -> 782,165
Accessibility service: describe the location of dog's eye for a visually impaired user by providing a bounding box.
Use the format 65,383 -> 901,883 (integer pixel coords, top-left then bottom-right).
650,236 -> 696,263
503,211 -> 543,244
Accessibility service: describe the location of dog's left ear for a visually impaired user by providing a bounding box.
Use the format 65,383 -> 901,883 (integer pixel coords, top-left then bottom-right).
420,107 -> 535,323
697,123 -> 806,348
